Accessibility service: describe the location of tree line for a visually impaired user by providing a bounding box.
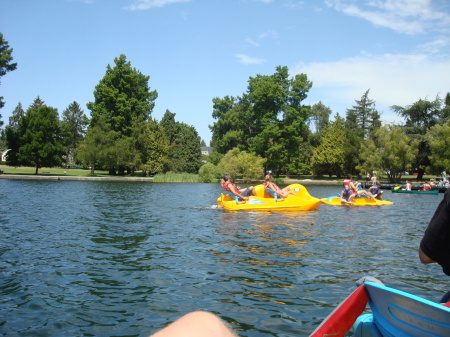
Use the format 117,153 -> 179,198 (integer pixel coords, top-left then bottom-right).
1,32 -> 449,181
206,66 -> 450,183
1,51 -> 203,175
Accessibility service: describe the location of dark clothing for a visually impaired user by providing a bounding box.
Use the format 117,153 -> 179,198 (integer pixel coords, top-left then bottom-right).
342,188 -> 351,200
420,188 -> 450,276
240,188 -> 253,197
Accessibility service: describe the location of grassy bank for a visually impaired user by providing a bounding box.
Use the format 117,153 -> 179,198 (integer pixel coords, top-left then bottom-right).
0,165 -> 111,177
0,165 -> 423,184
153,172 -> 199,183
0,166 -> 202,183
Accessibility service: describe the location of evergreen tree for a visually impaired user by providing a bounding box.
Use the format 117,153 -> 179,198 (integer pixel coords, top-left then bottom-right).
7,98 -> 65,174
309,101 -> 331,134
86,54 -> 158,174
76,115 -> 118,174
166,122 -> 202,173
160,110 -> 178,146
310,117 -> 347,178
88,54 -> 158,136
61,101 -> 89,166
8,102 -> 25,130
4,102 -> 25,164
144,118 -> 168,175
345,89 -> 380,139
0,32 -> 18,125
130,116 -> 168,175
442,92 -> 450,124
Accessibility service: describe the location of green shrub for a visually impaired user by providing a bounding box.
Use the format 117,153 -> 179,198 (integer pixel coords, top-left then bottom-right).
198,163 -> 221,183
218,148 -> 265,183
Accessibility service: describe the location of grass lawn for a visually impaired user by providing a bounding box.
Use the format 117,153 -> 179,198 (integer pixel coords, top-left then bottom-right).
0,165 -> 112,177
0,165 -> 423,183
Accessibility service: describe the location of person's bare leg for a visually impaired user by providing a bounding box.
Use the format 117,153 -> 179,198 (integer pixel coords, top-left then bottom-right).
151,311 -> 238,337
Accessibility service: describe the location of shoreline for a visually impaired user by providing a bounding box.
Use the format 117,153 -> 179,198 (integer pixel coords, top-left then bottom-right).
2,175 -> 445,192
0,174 -> 155,182
0,174 -> 340,185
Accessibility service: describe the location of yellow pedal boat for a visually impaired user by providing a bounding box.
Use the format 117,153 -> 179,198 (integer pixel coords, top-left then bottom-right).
217,183 -> 320,211
320,195 -> 393,206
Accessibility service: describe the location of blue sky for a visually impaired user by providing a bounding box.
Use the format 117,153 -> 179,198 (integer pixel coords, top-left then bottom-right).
1,0 -> 449,144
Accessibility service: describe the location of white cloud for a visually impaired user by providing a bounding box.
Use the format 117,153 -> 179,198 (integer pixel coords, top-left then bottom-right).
236,53 -> 266,65
126,0 -> 191,11
292,52 -> 450,120
246,38 -> 260,47
259,29 -> 278,40
326,0 -> 450,35
245,30 -> 278,48
416,37 -> 450,54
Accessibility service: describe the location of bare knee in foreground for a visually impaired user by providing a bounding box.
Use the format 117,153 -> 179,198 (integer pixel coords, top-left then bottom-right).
150,311 -> 238,337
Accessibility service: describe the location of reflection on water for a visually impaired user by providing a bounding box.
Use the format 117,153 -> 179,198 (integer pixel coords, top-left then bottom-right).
0,180 -> 447,337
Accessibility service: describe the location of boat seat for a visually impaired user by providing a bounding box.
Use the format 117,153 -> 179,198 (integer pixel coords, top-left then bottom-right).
264,187 -> 283,201
223,192 -> 241,204
352,281 -> 450,337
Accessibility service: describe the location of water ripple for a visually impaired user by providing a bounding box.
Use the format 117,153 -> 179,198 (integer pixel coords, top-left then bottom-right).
0,180 -> 446,336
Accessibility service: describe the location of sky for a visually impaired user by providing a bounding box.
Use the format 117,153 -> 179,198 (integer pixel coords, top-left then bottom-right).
1,0 -> 449,144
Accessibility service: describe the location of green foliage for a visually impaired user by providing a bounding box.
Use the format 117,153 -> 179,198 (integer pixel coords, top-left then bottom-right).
210,66 -> 312,174
442,93 -> 450,124
210,95 -> 249,153
83,54 -> 162,174
427,120 -> 450,172
7,98 -> 66,174
206,150 -> 224,165
358,125 -> 418,183
218,148 -> 265,183
342,127 -> 362,175
285,141 -> 312,175
309,101 -> 331,135
4,102 -> 25,165
392,96 -> 442,131
310,118 -> 346,177
61,101 -> 89,166
160,110 -> 178,146
391,95 -> 445,179
152,172 -> 199,183
0,32 -> 18,117
271,176 -> 285,186
355,139 -> 381,174
8,102 -> 24,131
88,54 -> 158,137
345,89 -> 381,139
198,163 -> 221,183
76,115 -> 118,173
165,122 -> 202,174
134,117 -> 168,175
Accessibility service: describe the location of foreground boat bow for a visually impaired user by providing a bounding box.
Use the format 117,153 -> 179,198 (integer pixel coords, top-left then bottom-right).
310,278 -> 450,337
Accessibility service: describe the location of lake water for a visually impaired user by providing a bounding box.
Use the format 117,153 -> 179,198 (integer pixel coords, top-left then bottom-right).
0,179 -> 447,337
